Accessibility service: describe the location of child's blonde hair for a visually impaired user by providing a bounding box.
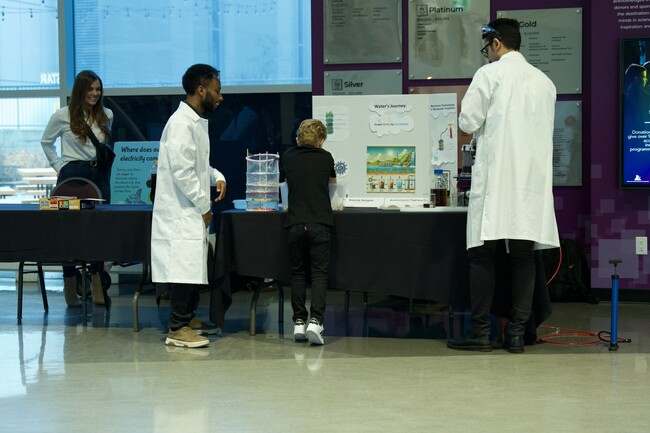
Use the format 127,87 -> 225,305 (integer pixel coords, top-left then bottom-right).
296,119 -> 327,147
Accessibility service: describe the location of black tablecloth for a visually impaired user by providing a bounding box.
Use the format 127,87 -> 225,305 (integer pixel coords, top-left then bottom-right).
210,208 -> 551,338
210,208 -> 471,325
0,204 -> 152,263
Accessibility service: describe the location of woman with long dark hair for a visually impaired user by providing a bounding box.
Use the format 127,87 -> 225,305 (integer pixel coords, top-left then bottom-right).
41,70 -> 113,307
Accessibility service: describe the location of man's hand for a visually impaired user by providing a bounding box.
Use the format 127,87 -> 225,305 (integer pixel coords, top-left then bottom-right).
214,180 -> 226,202
202,210 -> 212,228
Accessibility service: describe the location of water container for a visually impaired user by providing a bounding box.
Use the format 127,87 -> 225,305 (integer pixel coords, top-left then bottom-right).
279,182 -> 289,210
245,153 -> 280,211
329,183 -> 346,211
431,169 -> 450,207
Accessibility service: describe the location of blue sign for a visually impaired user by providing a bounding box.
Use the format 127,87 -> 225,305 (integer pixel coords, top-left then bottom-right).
110,141 -> 159,204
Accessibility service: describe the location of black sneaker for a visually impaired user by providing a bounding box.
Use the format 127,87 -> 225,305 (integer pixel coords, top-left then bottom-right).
189,317 -> 222,336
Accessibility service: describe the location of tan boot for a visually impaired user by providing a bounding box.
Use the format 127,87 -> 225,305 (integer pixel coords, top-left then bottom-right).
91,274 -> 105,305
63,276 -> 81,307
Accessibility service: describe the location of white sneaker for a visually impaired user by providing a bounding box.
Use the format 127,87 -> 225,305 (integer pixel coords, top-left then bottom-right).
306,318 -> 324,345
294,319 -> 307,342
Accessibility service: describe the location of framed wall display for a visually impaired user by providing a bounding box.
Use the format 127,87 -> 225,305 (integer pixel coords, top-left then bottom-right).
553,101 -> 582,186
323,0 -> 402,64
620,37 -> 650,188
408,0 -> 490,80
497,8 -> 583,94
324,70 -> 403,96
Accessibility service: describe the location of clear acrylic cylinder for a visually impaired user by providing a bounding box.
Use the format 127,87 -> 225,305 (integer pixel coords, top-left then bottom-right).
245,153 -> 280,211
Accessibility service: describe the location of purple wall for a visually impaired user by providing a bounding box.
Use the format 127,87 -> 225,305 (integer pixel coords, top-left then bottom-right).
590,2 -> 650,290
312,0 -> 649,290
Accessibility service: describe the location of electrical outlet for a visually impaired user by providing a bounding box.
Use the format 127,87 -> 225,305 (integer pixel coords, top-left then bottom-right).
636,236 -> 648,255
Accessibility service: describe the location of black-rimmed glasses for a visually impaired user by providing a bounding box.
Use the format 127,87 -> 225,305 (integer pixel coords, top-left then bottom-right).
480,40 -> 492,58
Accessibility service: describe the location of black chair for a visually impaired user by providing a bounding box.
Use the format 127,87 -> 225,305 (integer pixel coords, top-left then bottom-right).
50,176 -> 102,200
17,177 -> 103,321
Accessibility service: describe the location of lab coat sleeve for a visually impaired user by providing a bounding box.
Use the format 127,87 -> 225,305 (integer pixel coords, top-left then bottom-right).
211,168 -> 226,186
166,122 -> 212,215
40,110 -> 65,173
458,68 -> 492,135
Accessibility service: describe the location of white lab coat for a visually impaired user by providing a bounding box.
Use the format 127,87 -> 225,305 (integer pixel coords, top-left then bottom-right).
459,51 -> 559,251
151,102 -> 225,284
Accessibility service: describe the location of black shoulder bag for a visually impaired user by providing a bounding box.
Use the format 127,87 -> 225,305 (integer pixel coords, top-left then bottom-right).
86,125 -> 115,170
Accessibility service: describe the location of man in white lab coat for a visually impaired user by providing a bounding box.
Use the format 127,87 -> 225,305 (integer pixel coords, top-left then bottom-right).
151,64 -> 227,348
447,19 -> 559,353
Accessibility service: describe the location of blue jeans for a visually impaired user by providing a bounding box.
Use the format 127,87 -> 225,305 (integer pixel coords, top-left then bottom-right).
287,223 -> 331,324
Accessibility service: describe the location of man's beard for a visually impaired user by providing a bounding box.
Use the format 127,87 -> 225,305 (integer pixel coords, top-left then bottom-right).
202,94 -> 217,112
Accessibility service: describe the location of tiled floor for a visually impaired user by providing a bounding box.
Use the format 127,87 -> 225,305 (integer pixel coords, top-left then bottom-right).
0,272 -> 649,433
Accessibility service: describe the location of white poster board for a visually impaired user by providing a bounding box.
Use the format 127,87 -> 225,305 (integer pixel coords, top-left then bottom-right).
110,141 -> 159,204
313,94 -> 457,202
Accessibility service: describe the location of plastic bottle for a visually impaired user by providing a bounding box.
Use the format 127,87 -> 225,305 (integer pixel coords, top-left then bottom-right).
432,169 -> 449,206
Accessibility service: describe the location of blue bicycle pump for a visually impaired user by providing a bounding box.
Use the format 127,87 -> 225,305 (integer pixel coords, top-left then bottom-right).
608,259 -> 621,351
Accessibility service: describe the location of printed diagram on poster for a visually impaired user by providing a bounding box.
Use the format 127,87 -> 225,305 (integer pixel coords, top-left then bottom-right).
366,146 -> 416,193
334,159 -> 350,177
313,94 -> 457,200
430,100 -> 457,165
323,106 -> 350,142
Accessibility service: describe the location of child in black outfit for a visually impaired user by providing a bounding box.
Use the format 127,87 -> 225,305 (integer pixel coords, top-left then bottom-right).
282,119 -> 336,345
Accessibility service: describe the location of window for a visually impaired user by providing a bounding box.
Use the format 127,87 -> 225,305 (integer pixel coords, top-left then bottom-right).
0,0 -> 312,195
0,97 -> 60,185
0,0 -> 59,90
73,0 -> 311,90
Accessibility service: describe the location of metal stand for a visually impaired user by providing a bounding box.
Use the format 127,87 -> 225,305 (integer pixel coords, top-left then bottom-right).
249,279 -> 283,336
608,259 -> 621,351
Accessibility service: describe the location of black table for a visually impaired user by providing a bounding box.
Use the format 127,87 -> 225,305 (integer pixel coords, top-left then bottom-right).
211,208 -> 551,340
0,204 -> 152,327
211,208 -> 471,328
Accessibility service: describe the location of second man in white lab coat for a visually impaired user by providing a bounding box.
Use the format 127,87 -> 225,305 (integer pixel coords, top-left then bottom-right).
151,64 -> 227,348
447,19 -> 560,354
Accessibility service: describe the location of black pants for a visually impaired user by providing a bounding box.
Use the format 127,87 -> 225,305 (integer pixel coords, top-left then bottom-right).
468,239 -> 535,337
168,283 -> 201,331
287,223 -> 331,324
59,161 -> 111,277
